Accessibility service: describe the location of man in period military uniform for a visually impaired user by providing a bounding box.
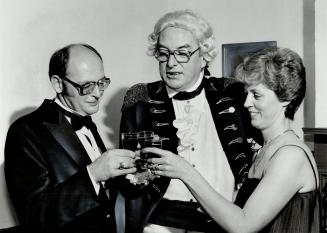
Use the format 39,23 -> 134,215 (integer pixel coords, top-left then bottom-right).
5,44 -> 136,233
119,10 -> 262,233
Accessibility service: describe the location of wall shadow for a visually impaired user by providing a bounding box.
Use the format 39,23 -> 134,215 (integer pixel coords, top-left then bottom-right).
0,163 -> 20,227
102,87 -> 128,147
9,107 -> 37,125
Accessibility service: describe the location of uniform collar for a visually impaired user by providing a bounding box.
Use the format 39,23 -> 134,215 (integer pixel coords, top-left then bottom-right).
166,72 -> 204,99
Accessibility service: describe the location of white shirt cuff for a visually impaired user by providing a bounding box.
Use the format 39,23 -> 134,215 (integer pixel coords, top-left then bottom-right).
86,165 -> 100,195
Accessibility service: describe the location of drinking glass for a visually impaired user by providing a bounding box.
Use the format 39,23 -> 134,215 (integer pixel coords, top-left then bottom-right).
121,132 -> 138,151
137,131 -> 154,148
141,137 -> 163,159
135,137 -> 163,172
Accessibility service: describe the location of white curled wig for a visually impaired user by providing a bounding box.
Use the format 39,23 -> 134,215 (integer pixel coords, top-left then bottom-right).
147,9 -> 218,64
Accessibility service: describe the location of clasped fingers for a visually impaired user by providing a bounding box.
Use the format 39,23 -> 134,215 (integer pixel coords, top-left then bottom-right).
117,158 -> 135,170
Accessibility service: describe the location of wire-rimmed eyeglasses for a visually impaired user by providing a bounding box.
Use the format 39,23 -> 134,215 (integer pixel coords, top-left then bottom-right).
61,76 -> 111,95
155,47 -> 200,63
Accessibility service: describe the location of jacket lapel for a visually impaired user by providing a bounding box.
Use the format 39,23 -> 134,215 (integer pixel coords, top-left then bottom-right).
147,82 -> 178,153
204,78 -> 254,185
41,100 -> 92,167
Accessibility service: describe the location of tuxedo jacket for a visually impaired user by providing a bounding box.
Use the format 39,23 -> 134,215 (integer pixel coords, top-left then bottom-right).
119,77 -> 263,233
5,99 -> 117,233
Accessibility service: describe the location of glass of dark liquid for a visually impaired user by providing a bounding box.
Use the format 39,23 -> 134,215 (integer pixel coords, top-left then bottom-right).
121,132 -> 138,151
136,137 -> 163,172
122,131 -> 156,172
134,131 -> 154,171
137,131 -> 154,148
123,132 -> 164,186
141,138 -> 162,158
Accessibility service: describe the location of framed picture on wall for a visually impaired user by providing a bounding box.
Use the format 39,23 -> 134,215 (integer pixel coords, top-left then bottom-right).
222,41 -> 277,78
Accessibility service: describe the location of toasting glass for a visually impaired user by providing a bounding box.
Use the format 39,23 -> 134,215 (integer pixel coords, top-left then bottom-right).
137,131 -> 155,148
121,132 -> 138,151
136,137 -> 162,171
141,138 -> 162,158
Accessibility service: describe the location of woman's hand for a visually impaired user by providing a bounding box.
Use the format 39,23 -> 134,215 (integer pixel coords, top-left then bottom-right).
143,147 -> 194,180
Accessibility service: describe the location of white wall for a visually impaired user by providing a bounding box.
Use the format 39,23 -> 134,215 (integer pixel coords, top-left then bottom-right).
303,0 -> 315,127
315,0 -> 327,127
0,0 -> 305,228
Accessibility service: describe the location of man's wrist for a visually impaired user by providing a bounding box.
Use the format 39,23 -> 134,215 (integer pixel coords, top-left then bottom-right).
86,165 -> 101,194
87,163 -> 101,183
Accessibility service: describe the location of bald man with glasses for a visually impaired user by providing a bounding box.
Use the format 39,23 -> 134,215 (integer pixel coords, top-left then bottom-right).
5,43 -> 136,233
119,10 -> 263,233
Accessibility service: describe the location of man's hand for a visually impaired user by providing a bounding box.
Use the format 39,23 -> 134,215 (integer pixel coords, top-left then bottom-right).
88,149 -> 137,183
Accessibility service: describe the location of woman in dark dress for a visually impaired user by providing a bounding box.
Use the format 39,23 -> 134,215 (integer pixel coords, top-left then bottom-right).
144,47 -> 320,233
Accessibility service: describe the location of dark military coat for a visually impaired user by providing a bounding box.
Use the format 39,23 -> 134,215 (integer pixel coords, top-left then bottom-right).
119,77 -> 262,233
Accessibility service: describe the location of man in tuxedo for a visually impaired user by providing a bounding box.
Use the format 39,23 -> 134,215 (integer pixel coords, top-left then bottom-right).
119,10 -> 262,233
5,43 -> 136,233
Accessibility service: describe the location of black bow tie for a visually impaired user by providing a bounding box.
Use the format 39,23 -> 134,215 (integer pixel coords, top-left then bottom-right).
70,115 -> 95,131
55,104 -> 95,131
54,102 -> 107,152
172,78 -> 204,101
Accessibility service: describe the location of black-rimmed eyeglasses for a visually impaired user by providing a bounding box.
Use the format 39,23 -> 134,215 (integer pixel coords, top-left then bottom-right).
61,76 -> 111,95
155,47 -> 200,63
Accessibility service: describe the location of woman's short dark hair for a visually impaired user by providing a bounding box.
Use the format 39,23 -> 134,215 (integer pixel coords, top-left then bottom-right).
235,47 -> 306,120
48,43 -> 102,79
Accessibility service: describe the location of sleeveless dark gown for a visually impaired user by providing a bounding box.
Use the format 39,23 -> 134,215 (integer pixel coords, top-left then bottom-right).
235,179 -> 320,233
234,131 -> 321,233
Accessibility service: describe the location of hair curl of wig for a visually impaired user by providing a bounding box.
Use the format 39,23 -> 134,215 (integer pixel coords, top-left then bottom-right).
147,9 -> 218,64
